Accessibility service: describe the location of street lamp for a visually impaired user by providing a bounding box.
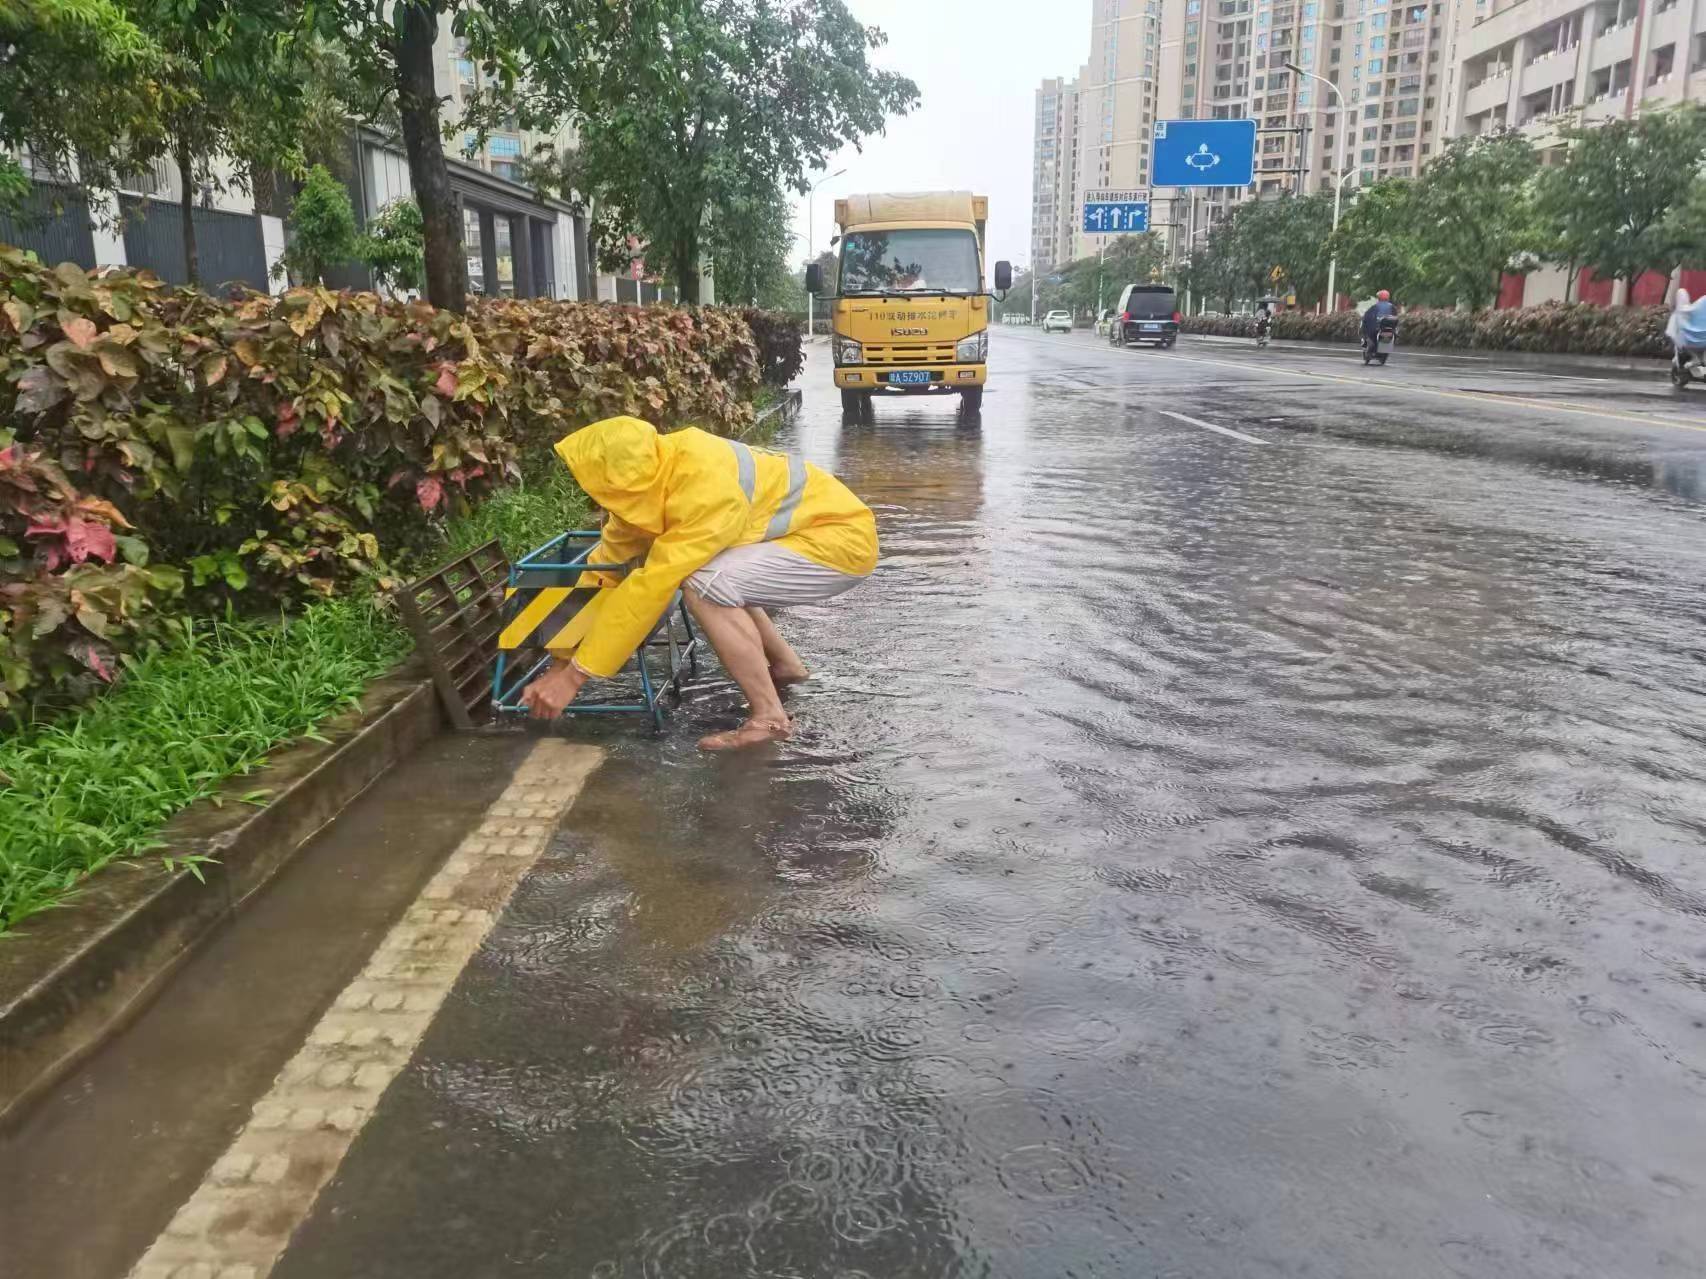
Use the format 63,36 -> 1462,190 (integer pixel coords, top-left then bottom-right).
1284,61 -> 1348,311
805,168 -> 846,337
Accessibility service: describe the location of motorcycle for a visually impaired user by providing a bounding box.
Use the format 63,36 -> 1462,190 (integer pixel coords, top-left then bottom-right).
1666,289 -> 1706,391
1363,316 -> 1397,366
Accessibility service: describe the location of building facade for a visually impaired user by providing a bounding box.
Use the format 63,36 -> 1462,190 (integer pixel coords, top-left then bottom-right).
1071,0 -> 1181,263
1031,76 -> 1082,274
1442,0 -> 1706,140
1,13 -> 597,301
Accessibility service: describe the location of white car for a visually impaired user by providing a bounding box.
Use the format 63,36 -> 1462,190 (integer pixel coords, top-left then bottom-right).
1042,309 -> 1073,333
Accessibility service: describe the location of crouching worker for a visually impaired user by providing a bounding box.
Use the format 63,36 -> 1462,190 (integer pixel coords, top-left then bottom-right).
519,416 -> 879,750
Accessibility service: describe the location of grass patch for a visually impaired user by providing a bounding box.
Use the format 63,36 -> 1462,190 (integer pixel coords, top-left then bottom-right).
442,467 -> 595,561
0,597 -> 409,933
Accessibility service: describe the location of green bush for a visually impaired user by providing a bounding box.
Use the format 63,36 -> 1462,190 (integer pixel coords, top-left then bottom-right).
738,306 -> 805,387
279,164 -> 361,286
1182,301 -> 1672,356
0,249 -> 771,712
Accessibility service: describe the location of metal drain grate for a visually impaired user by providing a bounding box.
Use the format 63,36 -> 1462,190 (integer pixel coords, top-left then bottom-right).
394,540 -> 509,729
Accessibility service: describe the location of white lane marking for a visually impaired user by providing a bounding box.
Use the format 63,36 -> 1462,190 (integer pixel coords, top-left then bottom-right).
1493,369 -> 1615,384
128,739 -> 604,1279
1158,408 -> 1271,445
1162,351 -> 1706,435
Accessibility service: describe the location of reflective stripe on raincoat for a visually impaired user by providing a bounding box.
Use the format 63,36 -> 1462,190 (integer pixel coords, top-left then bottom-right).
554,416 -> 879,678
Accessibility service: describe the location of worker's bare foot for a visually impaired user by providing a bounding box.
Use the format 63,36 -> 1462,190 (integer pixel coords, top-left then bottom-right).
698,717 -> 792,751
769,659 -> 810,688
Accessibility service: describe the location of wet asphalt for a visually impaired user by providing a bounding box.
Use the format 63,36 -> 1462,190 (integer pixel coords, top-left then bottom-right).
266,330 -> 1706,1277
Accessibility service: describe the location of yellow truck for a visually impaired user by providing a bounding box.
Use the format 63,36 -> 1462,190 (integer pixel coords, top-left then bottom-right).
806,191 -> 1011,419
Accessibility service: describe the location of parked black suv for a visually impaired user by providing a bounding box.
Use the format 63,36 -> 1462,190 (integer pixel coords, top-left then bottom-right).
1111,284 -> 1180,349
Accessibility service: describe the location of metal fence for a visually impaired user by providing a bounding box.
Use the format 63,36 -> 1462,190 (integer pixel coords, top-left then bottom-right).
0,183 -> 96,268
118,196 -> 269,293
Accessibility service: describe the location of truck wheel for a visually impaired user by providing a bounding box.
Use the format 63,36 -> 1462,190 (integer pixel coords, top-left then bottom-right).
840,389 -> 869,421
960,386 -> 984,416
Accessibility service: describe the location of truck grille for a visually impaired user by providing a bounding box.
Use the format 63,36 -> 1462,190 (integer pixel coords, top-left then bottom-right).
862,341 -> 959,366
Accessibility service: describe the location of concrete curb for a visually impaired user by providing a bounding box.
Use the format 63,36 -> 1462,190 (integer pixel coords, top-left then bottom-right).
1182,331 -> 1670,375
0,668 -> 443,1125
743,387 -> 803,439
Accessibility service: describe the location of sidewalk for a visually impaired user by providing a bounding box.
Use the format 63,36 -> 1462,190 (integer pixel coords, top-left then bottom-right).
1183,332 -> 1669,377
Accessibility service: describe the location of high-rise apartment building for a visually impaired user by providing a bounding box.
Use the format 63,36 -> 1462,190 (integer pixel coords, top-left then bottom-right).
1030,0 -> 1186,275
1031,76 -> 1082,273
1175,0 -> 1449,214
1071,0 -> 1181,262
1440,0 -> 1706,140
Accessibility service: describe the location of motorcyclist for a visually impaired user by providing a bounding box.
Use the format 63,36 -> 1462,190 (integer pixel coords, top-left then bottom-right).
1360,290 -> 1396,355
1255,298 -> 1275,342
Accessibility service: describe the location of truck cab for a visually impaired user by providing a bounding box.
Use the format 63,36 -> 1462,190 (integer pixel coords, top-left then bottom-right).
806,191 -> 1011,420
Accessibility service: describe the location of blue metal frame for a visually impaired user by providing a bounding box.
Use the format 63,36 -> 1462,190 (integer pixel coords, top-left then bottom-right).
489,530 -> 699,731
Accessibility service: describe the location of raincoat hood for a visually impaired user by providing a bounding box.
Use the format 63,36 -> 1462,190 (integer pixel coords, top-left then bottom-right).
555,416 -> 667,530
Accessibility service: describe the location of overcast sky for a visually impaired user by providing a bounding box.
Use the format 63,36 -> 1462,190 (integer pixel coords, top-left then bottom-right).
787,0 -> 1094,277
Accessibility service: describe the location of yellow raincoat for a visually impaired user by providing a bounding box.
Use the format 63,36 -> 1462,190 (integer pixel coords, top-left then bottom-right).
554,417 -> 878,678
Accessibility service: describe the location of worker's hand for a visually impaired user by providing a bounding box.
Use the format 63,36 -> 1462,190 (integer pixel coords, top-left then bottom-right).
520,662 -> 588,721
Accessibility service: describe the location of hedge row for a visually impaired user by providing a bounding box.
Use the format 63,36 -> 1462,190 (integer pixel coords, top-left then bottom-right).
1182,302 -> 1672,357
0,249 -> 793,714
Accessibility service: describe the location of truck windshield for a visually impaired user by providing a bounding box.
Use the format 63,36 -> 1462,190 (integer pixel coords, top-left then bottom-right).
839,229 -> 981,295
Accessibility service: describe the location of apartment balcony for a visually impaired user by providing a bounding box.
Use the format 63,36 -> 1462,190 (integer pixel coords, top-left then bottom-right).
1581,86 -> 1628,120
1464,68 -> 1514,115
1590,19 -> 1636,68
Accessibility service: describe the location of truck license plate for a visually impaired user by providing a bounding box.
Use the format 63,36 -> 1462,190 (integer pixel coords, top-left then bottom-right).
887,370 -> 932,384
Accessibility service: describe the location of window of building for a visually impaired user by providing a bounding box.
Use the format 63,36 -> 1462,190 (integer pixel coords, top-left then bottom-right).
463,208 -> 485,293
1370,35 -> 1386,50
1361,148 -> 1376,162
1369,57 -> 1383,72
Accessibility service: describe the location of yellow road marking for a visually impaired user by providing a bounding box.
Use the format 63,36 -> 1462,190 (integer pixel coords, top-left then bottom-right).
1164,351 -> 1706,436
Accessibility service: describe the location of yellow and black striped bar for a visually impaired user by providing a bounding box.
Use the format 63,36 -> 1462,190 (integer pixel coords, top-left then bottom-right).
498,585 -> 601,653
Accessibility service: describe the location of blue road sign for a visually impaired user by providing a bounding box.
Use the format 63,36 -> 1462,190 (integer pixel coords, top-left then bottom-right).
1082,201 -> 1150,233
1152,119 -> 1257,188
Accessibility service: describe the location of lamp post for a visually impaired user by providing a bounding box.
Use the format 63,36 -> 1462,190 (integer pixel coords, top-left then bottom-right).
805,168 -> 846,337
1284,61 -> 1349,311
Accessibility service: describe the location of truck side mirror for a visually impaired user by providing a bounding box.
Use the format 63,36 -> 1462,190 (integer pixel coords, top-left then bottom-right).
994,260 -> 1013,292
804,263 -> 824,294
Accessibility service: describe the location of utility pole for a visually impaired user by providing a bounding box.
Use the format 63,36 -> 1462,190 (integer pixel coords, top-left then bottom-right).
1286,61 -> 1348,311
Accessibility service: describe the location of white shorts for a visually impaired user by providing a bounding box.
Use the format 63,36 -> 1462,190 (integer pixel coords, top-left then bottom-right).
686,543 -> 865,609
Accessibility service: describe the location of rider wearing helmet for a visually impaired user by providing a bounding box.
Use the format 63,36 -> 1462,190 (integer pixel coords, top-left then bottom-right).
1360,289 -> 1397,354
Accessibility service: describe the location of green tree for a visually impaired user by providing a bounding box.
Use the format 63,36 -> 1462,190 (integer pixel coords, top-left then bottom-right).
1330,178 -> 1437,304
708,181 -> 793,307
309,1 -> 575,312
123,0 -> 312,287
0,0 -> 166,204
1537,106 -> 1706,302
1073,233 -> 1168,313
1414,130 -> 1541,310
555,0 -> 918,302
278,164 -> 359,285
359,197 -> 427,293
1661,177 -> 1706,272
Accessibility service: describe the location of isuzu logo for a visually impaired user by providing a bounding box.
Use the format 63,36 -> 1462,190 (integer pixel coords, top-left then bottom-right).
891,326 -> 928,336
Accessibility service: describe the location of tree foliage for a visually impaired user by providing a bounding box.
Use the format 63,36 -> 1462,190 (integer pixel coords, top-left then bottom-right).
0,0 -> 166,201
120,0 -> 314,286
1537,105 -> 1706,294
1330,178 -> 1443,305
552,0 -> 918,302
1183,193 -> 1334,310
278,165 -> 359,285
1415,131 -> 1542,310
359,198 -> 427,294
708,182 -> 794,308
305,0 -> 577,311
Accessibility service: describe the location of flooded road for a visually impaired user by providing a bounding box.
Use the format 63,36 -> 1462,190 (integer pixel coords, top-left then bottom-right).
39,330 -> 1706,1277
